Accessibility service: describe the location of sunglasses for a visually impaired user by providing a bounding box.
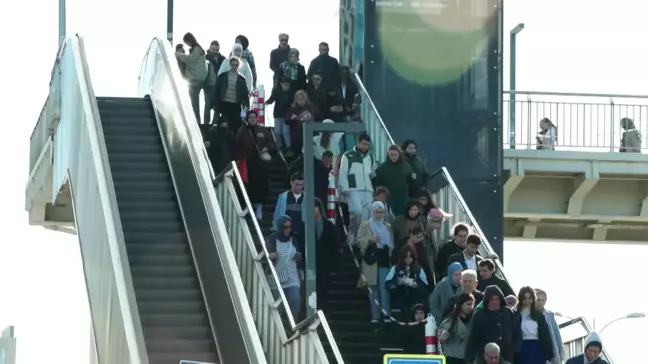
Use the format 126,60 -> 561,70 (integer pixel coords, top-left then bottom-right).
280,38 -> 288,42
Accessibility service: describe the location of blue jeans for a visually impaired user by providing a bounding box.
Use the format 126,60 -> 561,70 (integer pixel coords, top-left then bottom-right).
368,267 -> 391,321
273,286 -> 301,319
273,117 -> 291,148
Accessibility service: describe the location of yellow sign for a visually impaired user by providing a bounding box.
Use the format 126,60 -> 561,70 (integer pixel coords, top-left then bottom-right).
383,353 -> 445,364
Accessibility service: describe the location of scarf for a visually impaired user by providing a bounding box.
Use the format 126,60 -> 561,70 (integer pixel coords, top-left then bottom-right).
280,60 -> 299,80
369,201 -> 393,249
276,215 -> 292,242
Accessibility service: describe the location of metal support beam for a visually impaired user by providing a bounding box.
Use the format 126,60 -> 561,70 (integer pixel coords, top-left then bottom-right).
509,23 -> 524,149
167,0 -> 174,43
59,0 -> 66,42
567,169 -> 600,216
303,122 -> 366,317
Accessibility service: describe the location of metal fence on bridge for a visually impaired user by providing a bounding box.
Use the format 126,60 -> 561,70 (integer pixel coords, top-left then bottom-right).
504,90 -> 648,152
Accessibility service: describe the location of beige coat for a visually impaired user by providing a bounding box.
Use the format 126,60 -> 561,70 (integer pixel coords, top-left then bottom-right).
356,220 -> 394,288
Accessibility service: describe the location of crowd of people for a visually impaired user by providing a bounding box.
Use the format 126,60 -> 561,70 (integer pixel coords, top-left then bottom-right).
174,31 -> 608,364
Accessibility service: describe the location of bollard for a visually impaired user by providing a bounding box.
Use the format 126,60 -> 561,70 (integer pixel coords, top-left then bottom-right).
327,171 -> 337,224
425,314 -> 438,354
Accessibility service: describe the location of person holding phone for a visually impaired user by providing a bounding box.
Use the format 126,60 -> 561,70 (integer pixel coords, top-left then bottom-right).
265,215 -> 302,319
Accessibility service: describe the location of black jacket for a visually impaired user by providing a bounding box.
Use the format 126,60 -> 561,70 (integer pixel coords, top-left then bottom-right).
339,80 -> 358,110
447,251 -> 483,271
289,156 -> 329,203
478,275 -> 515,297
512,309 -> 555,363
214,72 -> 250,107
435,239 -> 463,278
266,86 -> 295,118
270,46 -> 291,75
466,286 -> 521,362
206,51 -> 226,78
307,54 -> 340,87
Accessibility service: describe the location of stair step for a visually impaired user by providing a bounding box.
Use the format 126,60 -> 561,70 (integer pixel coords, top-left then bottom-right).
98,97 -> 217,360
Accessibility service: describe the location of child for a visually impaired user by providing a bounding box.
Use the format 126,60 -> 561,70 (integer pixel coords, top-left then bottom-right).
386,245 -> 429,317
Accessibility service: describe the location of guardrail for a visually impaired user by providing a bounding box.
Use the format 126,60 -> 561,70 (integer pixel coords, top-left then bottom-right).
214,163 -> 342,364
558,316 -> 614,363
504,90 -> 648,152
29,39 -> 66,174
47,35 -> 149,364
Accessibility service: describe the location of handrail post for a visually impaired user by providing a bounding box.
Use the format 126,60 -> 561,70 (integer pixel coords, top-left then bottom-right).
509,23 -> 525,149
526,93 -> 532,150
609,97 -> 615,152
166,0 -> 173,43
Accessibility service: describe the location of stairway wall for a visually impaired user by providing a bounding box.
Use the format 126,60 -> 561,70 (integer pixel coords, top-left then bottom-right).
361,0 -> 505,259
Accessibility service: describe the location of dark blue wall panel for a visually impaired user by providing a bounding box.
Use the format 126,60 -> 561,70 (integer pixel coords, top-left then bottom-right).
363,0 -> 504,258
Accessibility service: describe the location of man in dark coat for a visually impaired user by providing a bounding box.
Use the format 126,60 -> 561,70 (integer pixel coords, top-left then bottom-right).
477,259 -> 515,297
435,223 -> 470,278
465,285 -> 521,363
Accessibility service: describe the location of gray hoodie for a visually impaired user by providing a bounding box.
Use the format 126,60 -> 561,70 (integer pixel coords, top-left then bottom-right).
565,332 -> 608,364
176,45 -> 208,84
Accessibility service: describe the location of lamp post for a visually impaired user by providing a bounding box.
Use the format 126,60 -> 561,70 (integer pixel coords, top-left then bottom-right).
59,0 -> 66,43
509,23 -> 525,149
167,0 -> 174,43
596,312 -> 646,334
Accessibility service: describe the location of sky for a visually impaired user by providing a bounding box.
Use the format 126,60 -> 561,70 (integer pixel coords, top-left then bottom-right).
0,0 -> 647,363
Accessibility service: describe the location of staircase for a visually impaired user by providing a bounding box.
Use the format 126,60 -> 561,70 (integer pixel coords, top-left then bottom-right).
98,97 -> 219,364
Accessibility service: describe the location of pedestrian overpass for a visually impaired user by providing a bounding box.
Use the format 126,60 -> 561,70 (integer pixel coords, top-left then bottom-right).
503,90 -> 648,242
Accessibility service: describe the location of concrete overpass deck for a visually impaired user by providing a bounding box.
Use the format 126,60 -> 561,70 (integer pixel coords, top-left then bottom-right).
502,90 -> 648,242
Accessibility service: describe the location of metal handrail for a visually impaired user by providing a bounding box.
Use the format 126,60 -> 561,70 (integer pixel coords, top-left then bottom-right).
214,162 -> 344,363
558,316 -> 614,364
504,90 -> 648,100
352,72 -> 396,145
430,167 -> 509,285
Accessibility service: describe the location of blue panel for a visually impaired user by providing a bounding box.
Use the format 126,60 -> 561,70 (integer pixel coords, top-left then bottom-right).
363,0 -> 504,258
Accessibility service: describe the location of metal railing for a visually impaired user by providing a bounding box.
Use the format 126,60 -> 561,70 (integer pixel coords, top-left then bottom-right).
431,168 -> 509,285
504,90 -> 648,152
558,317 -> 614,363
29,38 -> 67,174
353,72 -> 393,162
45,35 -> 149,363
214,163 -> 342,364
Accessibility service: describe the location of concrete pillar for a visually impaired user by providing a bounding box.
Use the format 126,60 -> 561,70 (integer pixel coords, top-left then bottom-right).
522,219 -> 540,238
640,188 -> 648,217
504,160 -> 525,211
592,225 -> 609,241
567,164 -> 600,216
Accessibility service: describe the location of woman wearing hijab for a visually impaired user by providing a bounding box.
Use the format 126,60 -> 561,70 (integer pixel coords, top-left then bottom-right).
265,215 -> 302,319
428,262 -> 462,324
356,201 -> 394,324
235,35 -> 257,89
277,48 -> 307,95
314,198 -> 337,311
234,111 -> 275,219
218,43 -> 254,94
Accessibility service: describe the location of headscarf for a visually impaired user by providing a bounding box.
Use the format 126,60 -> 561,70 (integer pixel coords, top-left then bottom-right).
276,215 -> 292,243
280,48 -> 301,80
447,262 -> 463,289
369,201 -> 393,249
